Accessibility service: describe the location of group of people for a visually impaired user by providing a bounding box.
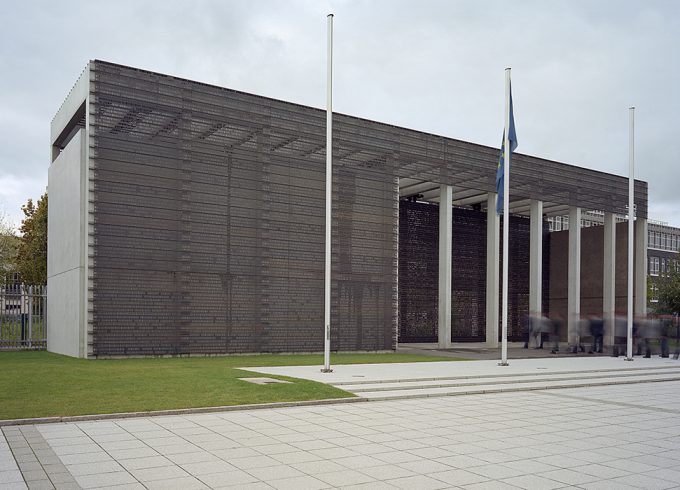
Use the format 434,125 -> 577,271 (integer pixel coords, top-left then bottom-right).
522,312 -> 680,358
522,313 -> 564,353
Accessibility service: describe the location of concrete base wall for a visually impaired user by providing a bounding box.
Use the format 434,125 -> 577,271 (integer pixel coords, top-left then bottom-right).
47,269 -> 82,357
47,129 -> 86,358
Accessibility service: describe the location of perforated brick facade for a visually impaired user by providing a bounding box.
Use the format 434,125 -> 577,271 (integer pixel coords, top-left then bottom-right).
89,61 -> 398,355
398,202 -> 550,343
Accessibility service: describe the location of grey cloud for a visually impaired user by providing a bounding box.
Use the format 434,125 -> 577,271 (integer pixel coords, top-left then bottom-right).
0,0 -> 677,226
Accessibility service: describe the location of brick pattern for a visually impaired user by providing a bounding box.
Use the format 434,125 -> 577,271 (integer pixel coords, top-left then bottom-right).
89,61 -> 398,355
398,202 -> 550,343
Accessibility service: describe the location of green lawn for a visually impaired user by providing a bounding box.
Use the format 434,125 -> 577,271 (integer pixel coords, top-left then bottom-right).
0,351 -> 454,420
0,316 -> 46,342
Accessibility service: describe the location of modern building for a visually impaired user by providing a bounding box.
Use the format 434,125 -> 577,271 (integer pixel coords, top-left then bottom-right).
48,60 -> 649,358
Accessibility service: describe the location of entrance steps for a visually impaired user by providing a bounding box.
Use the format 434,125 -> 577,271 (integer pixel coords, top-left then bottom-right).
331,365 -> 680,401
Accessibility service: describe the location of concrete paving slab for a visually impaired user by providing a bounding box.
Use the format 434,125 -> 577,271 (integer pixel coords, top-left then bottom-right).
238,378 -> 293,385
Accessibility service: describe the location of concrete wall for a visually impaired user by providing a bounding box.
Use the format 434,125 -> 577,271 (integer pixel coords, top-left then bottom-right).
47,129 -> 86,357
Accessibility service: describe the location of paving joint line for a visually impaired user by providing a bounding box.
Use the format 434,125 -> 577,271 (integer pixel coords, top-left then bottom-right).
2,425 -> 81,489
536,390 -> 680,415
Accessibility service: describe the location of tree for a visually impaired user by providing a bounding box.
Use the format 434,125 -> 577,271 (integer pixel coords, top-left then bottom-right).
0,211 -> 19,279
16,193 -> 48,285
654,252 -> 680,315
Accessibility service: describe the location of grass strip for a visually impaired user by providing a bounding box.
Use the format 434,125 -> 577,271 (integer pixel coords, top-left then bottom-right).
0,351 -> 455,419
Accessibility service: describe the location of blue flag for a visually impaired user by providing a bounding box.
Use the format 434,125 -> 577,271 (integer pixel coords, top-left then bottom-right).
496,86 -> 518,215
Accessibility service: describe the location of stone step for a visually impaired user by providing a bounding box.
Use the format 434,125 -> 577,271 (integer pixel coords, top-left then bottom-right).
338,367 -> 680,393
331,363 -> 680,386
353,372 -> 680,401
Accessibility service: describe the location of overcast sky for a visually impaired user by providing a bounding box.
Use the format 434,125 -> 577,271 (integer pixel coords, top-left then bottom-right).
0,0 -> 678,229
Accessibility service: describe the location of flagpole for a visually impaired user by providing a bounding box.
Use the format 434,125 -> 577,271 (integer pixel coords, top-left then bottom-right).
322,13 -> 334,373
500,68 -> 511,366
626,106 -> 635,361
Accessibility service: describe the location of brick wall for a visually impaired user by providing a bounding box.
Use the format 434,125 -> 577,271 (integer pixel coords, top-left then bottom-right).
398,201 -> 550,343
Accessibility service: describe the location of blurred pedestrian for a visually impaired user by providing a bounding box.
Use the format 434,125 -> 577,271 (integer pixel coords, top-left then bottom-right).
660,315 -> 672,358
550,314 -> 562,354
614,313 -> 627,356
643,317 -> 662,358
673,315 -> 680,360
589,315 -> 604,354
572,316 -> 586,354
523,314 -> 532,349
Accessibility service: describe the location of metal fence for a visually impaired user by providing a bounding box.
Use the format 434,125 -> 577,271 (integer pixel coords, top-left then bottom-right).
0,284 -> 47,350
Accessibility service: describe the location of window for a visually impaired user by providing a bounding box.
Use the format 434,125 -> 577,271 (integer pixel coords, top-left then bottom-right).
661,258 -> 666,274
650,256 -> 660,276
649,231 -> 654,246
673,235 -> 678,251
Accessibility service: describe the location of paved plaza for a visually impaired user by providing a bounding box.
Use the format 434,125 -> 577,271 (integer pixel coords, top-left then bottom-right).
3,368 -> 680,489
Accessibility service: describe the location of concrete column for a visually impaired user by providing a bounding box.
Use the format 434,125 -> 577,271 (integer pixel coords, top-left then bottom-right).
568,206 -> 582,347
438,185 -> 453,349
634,217 -> 648,316
529,200 -> 543,347
603,212 -> 616,347
486,193 -> 499,348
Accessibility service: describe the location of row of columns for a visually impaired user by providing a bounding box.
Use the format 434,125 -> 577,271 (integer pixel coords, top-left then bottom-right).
437,185 -> 648,348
